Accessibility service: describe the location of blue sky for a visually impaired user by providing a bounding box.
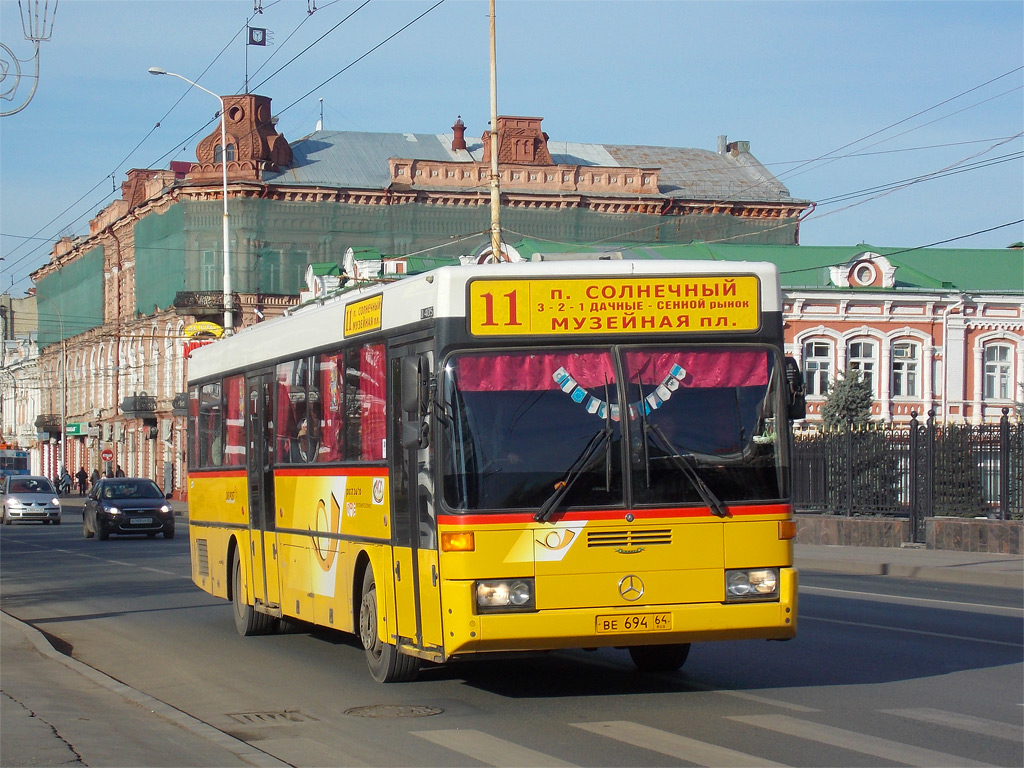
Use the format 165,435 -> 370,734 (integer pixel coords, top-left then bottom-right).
1,0 -> 1021,294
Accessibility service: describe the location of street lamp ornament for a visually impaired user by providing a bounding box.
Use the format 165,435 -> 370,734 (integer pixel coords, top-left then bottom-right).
0,0 -> 60,117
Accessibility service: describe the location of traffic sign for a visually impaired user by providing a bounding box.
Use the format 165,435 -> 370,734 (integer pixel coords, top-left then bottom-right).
100,448 -> 114,462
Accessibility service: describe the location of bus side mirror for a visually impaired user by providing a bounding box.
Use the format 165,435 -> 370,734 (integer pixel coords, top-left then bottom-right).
784,356 -> 806,421
402,355 -> 431,449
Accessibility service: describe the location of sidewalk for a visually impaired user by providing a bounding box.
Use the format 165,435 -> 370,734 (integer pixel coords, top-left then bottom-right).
796,543 -> 1024,589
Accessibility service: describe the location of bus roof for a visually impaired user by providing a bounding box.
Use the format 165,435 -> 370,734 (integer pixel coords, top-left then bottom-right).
187,259 -> 781,383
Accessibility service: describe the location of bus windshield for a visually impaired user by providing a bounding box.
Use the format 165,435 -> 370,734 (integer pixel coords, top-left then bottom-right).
441,345 -> 786,513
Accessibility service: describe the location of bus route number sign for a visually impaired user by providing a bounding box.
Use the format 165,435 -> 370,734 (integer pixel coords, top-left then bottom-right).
468,275 -> 760,336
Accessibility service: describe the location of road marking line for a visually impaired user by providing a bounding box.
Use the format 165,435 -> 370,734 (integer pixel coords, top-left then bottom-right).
573,720 -> 788,767
684,682 -> 819,712
801,585 -> 1024,615
801,615 -> 1022,648
881,708 -> 1023,741
411,729 -> 576,767
730,714 -> 995,767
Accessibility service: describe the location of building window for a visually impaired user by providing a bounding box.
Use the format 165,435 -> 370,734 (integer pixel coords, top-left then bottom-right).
848,340 -> 876,393
891,342 -> 919,398
213,144 -> 236,163
803,341 -> 832,396
200,250 -> 220,291
984,344 -> 1013,400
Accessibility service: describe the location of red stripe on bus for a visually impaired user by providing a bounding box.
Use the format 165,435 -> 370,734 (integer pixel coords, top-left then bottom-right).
436,503 -> 792,527
273,466 -> 385,478
187,469 -> 246,479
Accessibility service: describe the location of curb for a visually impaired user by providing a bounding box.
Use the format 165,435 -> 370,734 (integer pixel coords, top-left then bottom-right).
796,558 -> 1023,589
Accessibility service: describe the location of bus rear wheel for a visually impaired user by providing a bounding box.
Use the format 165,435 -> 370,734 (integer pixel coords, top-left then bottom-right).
358,568 -> 419,683
231,549 -> 276,636
628,643 -> 691,673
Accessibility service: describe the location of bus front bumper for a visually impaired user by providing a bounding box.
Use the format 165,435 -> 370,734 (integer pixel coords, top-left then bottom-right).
442,567 -> 797,657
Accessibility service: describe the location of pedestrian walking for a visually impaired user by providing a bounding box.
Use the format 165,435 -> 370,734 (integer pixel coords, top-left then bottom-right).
75,467 -> 88,495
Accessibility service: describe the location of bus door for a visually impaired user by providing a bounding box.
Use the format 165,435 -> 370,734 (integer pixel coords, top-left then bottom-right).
246,370 -> 281,613
389,342 -> 443,654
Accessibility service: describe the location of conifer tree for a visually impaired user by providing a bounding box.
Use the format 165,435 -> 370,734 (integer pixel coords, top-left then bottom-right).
820,369 -> 873,429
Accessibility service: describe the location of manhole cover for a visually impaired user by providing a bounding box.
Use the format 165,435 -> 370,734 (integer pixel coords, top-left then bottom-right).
344,704 -> 444,718
227,710 -> 318,726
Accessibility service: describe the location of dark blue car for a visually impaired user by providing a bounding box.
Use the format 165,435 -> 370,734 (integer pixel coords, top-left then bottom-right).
83,478 -> 174,540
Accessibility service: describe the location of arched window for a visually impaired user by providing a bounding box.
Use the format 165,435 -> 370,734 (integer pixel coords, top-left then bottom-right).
983,344 -> 1013,400
214,144 -> 236,163
891,341 -> 919,398
847,340 -> 876,394
803,340 -> 832,396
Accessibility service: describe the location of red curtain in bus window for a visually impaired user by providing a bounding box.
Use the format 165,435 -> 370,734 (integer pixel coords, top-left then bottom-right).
188,389 -> 200,467
275,367 -> 294,463
455,351 -> 617,392
360,343 -> 386,460
223,375 -> 245,466
622,349 -> 770,388
318,353 -> 343,462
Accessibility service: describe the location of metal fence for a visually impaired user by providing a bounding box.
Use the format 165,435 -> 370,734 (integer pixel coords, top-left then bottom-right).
793,409 -> 1023,540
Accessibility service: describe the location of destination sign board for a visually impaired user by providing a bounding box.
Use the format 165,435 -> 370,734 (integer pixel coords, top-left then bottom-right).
344,295 -> 383,337
467,275 -> 760,337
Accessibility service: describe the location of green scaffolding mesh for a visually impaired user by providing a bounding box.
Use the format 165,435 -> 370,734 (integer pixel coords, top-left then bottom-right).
131,198 -> 800,315
35,246 -> 104,348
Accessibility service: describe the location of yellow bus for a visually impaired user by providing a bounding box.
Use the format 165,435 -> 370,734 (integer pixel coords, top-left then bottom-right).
186,258 -> 805,682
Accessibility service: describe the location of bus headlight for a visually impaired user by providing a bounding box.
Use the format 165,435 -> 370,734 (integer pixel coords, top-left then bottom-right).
725,568 -> 779,601
475,578 -> 535,613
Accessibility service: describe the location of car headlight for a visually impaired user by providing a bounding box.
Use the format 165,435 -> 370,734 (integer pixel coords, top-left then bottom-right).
105,506 -> 121,515
51,498 -> 61,507
7,498 -> 24,508
725,568 -> 779,601
475,578 -> 535,613
160,504 -> 172,514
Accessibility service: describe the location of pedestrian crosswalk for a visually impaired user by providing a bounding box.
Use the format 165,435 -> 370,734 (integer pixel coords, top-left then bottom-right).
411,707 -> 1020,767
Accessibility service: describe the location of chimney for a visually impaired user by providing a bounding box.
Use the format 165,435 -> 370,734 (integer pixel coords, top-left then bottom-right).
452,116 -> 467,151
718,135 -> 727,154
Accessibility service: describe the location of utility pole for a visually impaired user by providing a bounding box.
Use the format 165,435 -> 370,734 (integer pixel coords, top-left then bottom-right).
488,0 -> 501,261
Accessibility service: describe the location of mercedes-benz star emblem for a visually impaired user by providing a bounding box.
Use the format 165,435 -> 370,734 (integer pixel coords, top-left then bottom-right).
618,574 -> 644,601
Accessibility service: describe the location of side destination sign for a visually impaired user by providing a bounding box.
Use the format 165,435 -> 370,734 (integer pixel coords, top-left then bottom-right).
468,275 -> 760,336
344,295 -> 383,336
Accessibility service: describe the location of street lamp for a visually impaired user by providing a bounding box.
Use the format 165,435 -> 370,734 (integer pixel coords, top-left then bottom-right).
148,67 -> 233,335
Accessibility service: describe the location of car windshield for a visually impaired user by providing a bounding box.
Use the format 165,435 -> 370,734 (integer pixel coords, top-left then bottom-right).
100,480 -> 163,500
9,478 -> 56,494
441,345 -> 787,513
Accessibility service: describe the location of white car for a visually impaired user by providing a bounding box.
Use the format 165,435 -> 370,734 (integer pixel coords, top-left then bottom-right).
1,475 -> 62,525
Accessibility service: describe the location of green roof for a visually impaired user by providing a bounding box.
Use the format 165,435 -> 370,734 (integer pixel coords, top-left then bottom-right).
308,262 -> 341,277
510,239 -> 1024,293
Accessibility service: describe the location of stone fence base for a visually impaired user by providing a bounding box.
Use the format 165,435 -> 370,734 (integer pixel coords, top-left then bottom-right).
795,514 -> 1022,555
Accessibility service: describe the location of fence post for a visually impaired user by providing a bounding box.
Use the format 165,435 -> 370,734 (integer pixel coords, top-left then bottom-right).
999,407 -> 1010,521
909,411 -> 920,543
845,420 -> 854,516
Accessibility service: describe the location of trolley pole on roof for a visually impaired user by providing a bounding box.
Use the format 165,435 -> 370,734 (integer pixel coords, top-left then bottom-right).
488,0 -> 501,261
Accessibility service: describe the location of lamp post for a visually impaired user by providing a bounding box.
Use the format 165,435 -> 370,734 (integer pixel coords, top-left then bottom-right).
148,67 -> 233,335
34,293 -> 66,476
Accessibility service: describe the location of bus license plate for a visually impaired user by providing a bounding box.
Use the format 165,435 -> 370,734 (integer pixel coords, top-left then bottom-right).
130,517 -> 153,525
596,613 -> 672,634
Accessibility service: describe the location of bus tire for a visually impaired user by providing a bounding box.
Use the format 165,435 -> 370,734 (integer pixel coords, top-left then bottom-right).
628,643 -> 691,673
358,567 -> 419,683
231,549 -> 276,637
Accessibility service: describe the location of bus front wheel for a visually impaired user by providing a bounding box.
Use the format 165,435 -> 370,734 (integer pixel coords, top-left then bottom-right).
628,643 -> 691,673
231,549 -> 276,636
358,568 -> 419,683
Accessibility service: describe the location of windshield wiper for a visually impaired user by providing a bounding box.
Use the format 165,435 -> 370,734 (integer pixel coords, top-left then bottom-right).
636,375 -> 728,518
535,424 -> 611,523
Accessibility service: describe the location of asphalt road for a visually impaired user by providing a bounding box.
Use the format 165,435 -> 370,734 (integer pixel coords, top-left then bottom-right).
2,506 -> 1021,767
